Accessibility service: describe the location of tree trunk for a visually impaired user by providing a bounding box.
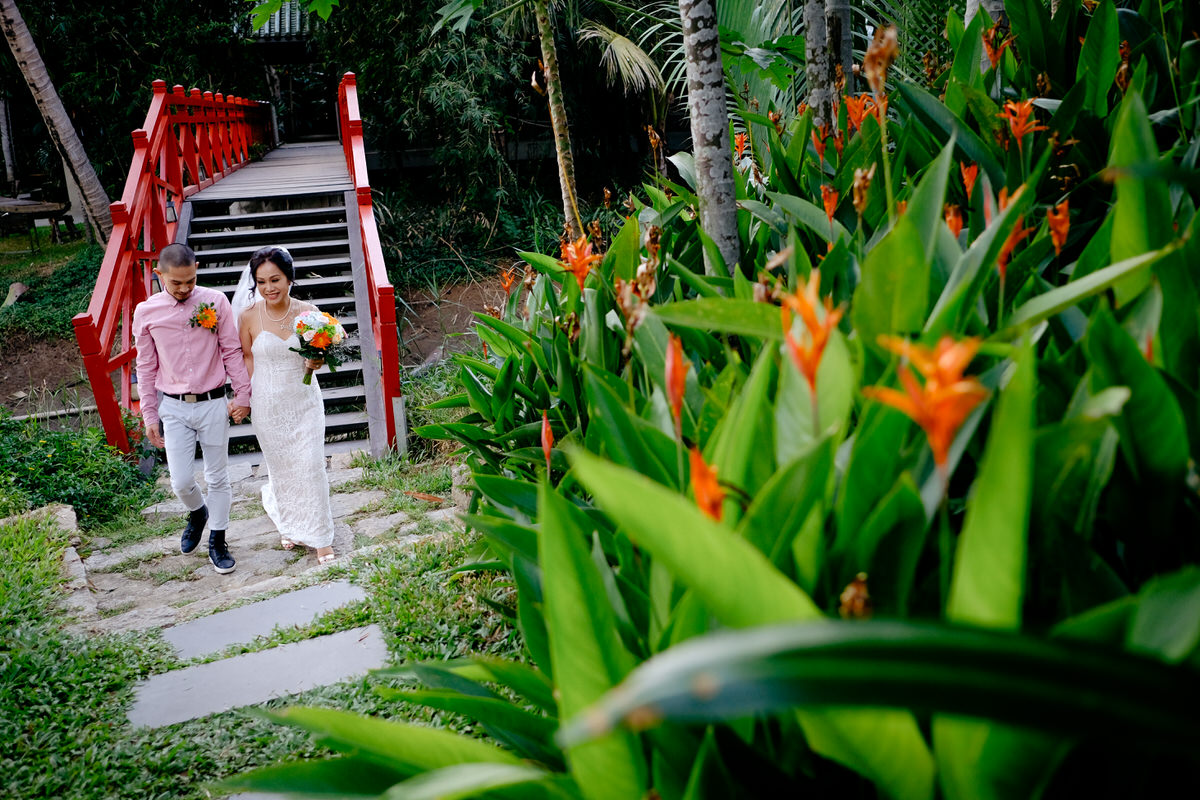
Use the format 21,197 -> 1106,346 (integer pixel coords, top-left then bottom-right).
0,0 -> 111,243
0,96 -> 13,187
825,0 -> 853,96
678,0 -> 739,277
803,0 -> 833,130
965,0 -> 1007,26
533,0 -> 583,242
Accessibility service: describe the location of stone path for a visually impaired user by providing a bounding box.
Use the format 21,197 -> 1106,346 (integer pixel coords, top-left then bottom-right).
58,449 -> 464,741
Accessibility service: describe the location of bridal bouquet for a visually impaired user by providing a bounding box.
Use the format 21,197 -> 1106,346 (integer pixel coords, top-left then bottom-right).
291,310 -> 349,385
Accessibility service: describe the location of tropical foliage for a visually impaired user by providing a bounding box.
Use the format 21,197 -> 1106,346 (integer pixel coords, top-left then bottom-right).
226,1 -> 1200,797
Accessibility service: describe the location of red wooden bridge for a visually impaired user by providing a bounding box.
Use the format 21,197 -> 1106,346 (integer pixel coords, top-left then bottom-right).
71,74 -> 404,460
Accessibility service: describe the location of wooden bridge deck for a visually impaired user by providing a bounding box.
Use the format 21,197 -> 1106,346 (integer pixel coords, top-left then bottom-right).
192,141 -> 352,201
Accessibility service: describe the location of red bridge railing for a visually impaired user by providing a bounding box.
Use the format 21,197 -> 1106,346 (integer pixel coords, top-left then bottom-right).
72,82 -> 273,451
337,73 -> 403,449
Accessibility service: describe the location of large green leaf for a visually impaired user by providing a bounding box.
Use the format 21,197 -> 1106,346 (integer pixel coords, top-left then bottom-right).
538,482 -> 646,800
906,137 -> 958,264
1001,247 -> 1169,336
261,707 -> 521,773
558,621 -> 1200,747
852,214 -> 930,348
775,328 -> 855,461
1077,0 -> 1120,117
1086,310 -> 1189,484
938,337 -> 1037,800
708,348 -> 778,519
738,438 -> 834,568
219,755 -> 407,796
1128,568 -> 1200,663
568,450 -> 935,800
383,763 -> 577,800
946,335 -> 1035,629
767,191 -> 853,246
841,473 -> 927,617
943,11 -> 986,118
1108,90 -> 1172,305
653,297 -> 782,340
897,82 -> 1004,186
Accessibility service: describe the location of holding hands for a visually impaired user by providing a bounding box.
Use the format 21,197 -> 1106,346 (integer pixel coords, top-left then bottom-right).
229,401 -> 251,424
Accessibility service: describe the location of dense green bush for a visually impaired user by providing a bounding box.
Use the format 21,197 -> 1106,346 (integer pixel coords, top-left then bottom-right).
228,2 -> 1200,798
0,416 -> 155,528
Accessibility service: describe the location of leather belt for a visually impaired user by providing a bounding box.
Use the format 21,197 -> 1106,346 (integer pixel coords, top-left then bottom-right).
163,387 -> 227,403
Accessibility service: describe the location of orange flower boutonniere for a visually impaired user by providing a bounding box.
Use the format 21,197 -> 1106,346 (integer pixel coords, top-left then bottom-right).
189,302 -> 218,333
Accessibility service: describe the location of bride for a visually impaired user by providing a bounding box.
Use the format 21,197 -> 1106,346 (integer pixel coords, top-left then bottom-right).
233,246 -> 337,564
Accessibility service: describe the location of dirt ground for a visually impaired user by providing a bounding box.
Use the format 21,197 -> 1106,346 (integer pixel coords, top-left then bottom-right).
1,280 -> 501,418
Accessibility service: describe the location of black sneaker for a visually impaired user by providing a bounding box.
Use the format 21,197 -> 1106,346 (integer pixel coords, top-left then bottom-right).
208,530 -> 236,574
181,506 -> 207,554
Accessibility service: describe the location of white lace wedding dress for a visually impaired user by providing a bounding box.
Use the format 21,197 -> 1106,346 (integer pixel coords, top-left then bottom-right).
251,330 -> 335,548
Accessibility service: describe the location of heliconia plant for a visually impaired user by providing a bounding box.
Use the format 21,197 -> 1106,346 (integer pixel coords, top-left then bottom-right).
224,2 -> 1200,798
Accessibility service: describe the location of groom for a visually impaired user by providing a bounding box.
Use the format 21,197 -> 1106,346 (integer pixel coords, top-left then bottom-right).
133,243 -> 251,574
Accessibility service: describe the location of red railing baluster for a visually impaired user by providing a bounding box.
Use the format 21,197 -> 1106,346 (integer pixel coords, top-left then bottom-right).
72,83 -> 272,451
337,73 -> 403,449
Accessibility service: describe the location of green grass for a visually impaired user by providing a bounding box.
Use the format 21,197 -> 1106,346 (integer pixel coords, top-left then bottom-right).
1,489 -> 518,800
0,242 -> 101,344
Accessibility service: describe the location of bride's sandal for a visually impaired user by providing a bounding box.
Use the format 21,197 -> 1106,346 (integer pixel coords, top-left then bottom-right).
280,537 -> 297,550
317,547 -> 336,565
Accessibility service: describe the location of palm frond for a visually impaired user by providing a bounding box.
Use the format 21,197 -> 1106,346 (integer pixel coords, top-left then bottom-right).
579,21 -> 666,96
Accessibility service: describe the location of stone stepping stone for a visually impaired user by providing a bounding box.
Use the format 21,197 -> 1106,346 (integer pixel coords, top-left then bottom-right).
162,580 -> 366,660
127,624 -> 388,728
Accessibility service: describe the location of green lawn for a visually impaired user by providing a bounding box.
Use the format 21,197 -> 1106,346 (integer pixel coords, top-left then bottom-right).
0,468 -> 515,800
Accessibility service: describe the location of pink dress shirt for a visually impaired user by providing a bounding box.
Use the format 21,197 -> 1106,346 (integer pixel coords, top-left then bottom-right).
133,284 -> 252,426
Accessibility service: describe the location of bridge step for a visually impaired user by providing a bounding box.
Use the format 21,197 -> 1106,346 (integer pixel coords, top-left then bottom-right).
189,222 -> 349,244
190,206 -> 347,229
195,239 -> 351,264
184,190 -> 370,461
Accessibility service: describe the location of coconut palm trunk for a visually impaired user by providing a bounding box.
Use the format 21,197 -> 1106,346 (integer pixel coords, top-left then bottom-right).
533,0 -> 583,242
825,0 -> 853,95
966,0 -> 1007,25
678,0 -> 739,277
803,0 -> 833,130
0,95 -> 13,186
0,0 -> 111,243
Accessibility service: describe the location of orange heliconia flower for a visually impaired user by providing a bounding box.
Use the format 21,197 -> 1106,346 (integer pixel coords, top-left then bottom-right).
983,24 -> 1012,68
541,410 -> 554,472
960,162 -> 978,203
781,269 -> 844,393
1047,199 -> 1070,257
944,204 -> 963,239
665,333 -> 689,438
863,335 -> 988,467
997,216 -> 1032,278
689,447 -> 724,522
896,200 -> 907,215
560,235 -> 603,291
734,131 -> 748,160
821,185 -> 839,223
500,268 -> 517,296
812,128 -> 827,163
844,93 -> 875,133
998,99 -> 1048,155
310,331 -> 332,349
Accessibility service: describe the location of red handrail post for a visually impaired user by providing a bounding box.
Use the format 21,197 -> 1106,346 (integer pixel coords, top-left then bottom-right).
73,82 -> 273,451
337,72 -> 404,451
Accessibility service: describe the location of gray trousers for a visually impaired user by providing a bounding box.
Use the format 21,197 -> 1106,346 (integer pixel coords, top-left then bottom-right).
159,395 -> 231,532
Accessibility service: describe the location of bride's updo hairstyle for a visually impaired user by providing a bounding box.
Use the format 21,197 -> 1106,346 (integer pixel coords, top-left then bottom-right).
247,246 -> 295,296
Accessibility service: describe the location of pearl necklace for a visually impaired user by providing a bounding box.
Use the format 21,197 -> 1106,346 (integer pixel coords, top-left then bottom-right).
262,299 -> 293,323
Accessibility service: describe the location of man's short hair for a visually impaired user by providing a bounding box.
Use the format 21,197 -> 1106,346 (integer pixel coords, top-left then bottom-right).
158,243 -> 196,272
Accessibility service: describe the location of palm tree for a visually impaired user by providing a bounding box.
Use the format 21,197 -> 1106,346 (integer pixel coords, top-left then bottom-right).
804,0 -> 833,129
678,0 -> 738,276
532,0 -> 584,241
826,0 -> 854,95
0,0 -> 112,243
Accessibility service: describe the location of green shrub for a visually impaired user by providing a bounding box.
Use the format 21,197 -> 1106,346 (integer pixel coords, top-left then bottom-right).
227,3 -> 1200,799
0,417 -> 155,529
